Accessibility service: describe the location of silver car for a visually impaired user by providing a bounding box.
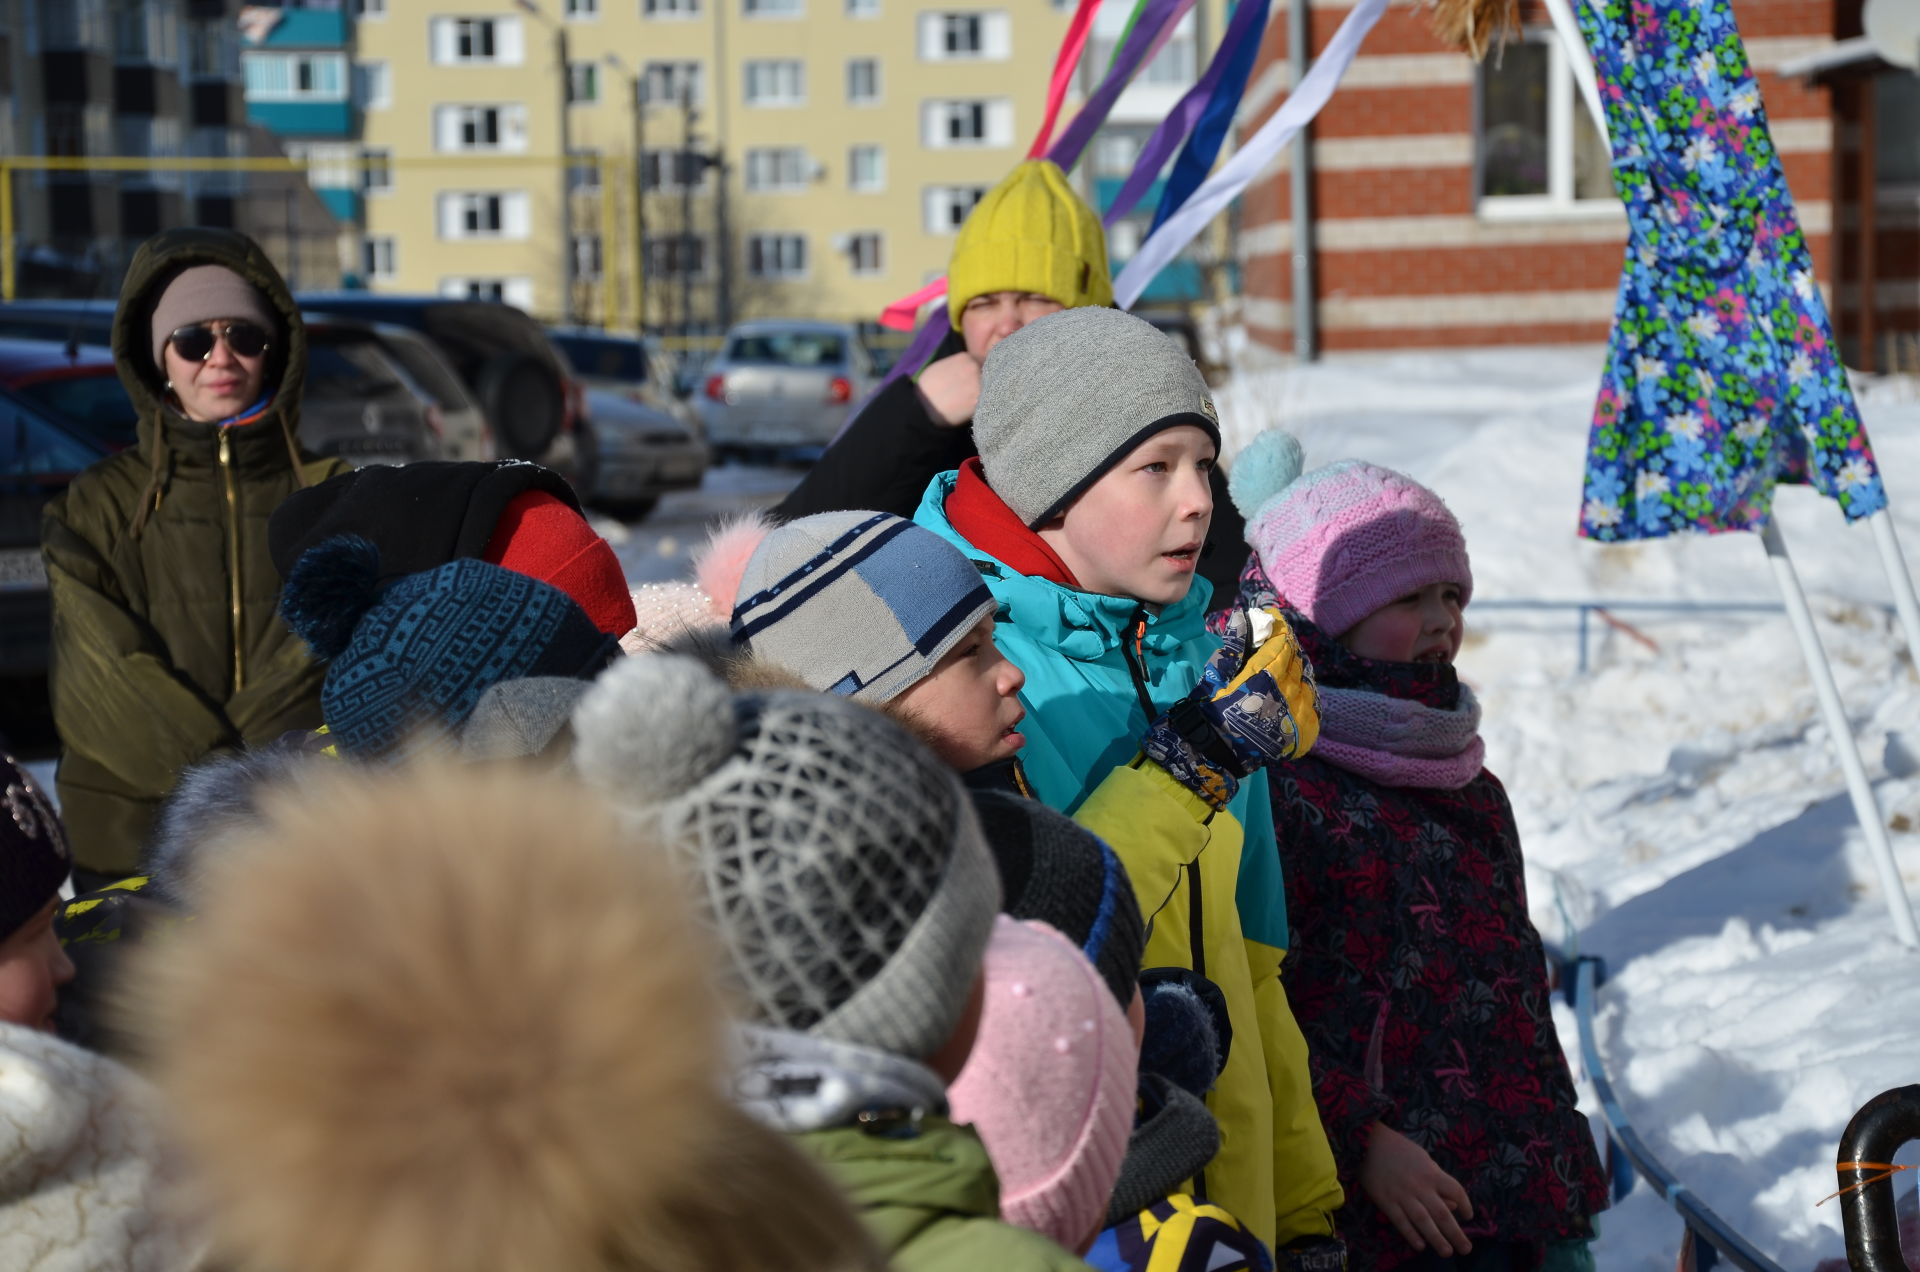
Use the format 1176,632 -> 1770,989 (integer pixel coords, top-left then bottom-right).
697,321 -> 876,460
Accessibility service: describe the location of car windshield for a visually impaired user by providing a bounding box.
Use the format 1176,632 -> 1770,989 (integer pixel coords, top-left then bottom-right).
12,372 -> 138,450
306,336 -> 410,398
376,332 -> 476,409
725,331 -> 847,367
555,336 -> 646,383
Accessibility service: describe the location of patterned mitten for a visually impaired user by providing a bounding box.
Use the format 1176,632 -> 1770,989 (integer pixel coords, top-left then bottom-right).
1142,608 -> 1320,811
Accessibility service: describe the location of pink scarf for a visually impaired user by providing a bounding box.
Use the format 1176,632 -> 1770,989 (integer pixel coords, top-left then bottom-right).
1311,683 -> 1485,789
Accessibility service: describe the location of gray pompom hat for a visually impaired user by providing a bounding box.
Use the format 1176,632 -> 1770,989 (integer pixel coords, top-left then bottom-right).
973,307 -> 1220,527
571,654 -> 1002,1062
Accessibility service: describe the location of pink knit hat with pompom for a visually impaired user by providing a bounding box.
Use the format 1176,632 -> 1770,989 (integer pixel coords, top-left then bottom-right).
1227,429 -> 1472,639
947,917 -> 1137,1253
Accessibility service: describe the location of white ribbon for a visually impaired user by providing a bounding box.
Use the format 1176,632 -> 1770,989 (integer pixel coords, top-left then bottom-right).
1113,0 -> 1390,309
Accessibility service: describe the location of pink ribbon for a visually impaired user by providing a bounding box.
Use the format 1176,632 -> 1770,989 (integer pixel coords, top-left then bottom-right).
1027,0 -> 1104,159
878,277 -> 950,332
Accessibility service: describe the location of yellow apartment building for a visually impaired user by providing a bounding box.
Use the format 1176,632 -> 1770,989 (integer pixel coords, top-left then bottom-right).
352,0 -> 1101,328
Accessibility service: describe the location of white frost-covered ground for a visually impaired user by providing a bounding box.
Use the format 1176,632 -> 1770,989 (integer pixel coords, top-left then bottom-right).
1220,346 -> 1920,1271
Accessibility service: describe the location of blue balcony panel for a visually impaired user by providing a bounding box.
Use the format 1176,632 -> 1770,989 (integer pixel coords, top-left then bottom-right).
315,187 -> 361,222
1094,175 -> 1168,217
257,10 -> 351,47
247,99 -> 354,137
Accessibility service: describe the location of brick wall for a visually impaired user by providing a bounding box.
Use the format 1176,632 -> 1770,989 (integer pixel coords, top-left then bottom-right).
1239,0 -> 1865,356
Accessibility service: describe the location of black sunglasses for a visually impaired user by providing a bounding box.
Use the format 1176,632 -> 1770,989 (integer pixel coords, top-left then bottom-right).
168,321 -> 271,362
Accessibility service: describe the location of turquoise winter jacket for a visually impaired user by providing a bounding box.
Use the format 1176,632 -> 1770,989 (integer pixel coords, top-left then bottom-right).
912,469 -> 1287,955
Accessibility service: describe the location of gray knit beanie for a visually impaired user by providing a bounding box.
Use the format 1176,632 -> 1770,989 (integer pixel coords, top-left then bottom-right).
570,654 -> 1002,1061
149,264 -> 280,371
973,307 -> 1220,527
731,511 -> 996,703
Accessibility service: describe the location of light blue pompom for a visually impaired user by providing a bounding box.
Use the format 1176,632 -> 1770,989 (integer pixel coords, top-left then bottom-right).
1226,429 -> 1305,519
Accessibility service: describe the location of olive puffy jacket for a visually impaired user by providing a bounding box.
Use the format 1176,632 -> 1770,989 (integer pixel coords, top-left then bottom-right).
41,228 -> 346,874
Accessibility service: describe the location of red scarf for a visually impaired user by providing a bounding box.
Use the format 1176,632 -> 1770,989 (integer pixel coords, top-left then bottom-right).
944,458 -> 1080,588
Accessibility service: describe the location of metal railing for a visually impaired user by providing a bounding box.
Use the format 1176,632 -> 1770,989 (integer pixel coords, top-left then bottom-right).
1549,945 -> 1792,1272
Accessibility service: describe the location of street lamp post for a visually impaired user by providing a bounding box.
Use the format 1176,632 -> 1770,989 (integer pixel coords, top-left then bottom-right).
606,52 -> 647,332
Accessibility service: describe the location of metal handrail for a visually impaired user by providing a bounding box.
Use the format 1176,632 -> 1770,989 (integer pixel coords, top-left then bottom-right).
1552,949 -> 1792,1272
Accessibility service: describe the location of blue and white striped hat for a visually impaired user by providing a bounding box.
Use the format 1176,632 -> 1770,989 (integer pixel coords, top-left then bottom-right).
730,511 -> 997,702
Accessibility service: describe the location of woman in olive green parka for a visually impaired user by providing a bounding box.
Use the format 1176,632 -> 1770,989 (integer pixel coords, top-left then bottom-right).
41,228 -> 346,879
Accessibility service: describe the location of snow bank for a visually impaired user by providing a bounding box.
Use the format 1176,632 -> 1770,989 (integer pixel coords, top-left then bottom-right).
1217,346 -> 1920,1270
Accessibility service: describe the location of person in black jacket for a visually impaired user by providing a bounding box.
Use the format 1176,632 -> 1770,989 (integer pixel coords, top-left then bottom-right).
774,160 -> 1248,599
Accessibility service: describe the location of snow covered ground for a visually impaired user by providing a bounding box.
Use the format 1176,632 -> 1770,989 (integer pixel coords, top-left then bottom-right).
1219,346 -> 1920,1271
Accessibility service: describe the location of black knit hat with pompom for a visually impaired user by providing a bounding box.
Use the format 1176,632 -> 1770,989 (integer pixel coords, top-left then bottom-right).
280,535 -> 620,759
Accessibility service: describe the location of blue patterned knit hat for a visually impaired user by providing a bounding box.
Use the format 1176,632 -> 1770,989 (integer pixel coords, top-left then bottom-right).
730,512 -> 996,702
281,536 -> 621,758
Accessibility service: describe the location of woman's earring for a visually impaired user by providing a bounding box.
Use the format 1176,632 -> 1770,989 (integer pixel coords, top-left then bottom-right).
164,380 -> 172,390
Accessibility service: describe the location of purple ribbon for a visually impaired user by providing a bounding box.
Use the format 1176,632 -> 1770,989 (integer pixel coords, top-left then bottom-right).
1049,0 -> 1195,172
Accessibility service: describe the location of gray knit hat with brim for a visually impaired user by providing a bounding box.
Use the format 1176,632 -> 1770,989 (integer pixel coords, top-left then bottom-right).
973,307 -> 1220,527
732,511 -> 996,703
571,654 -> 1002,1061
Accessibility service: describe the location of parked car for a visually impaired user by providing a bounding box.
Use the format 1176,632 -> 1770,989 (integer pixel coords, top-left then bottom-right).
697,321 -> 877,461
0,323 -> 445,468
352,321 -> 492,463
296,294 -> 581,478
0,384 -> 110,679
576,388 -> 708,521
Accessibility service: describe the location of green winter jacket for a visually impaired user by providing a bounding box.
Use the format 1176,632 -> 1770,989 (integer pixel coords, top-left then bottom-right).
41,229 -> 346,874
914,469 -> 1344,1251
796,1117 -> 1093,1272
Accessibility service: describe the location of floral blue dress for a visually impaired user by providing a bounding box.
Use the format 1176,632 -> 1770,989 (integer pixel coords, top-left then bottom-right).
1575,0 -> 1886,541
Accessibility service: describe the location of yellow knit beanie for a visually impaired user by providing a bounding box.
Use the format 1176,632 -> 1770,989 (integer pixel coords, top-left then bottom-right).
947,160 -> 1113,326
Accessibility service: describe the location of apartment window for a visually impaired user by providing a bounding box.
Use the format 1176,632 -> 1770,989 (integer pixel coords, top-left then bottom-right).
243,52 -> 348,100
917,11 -> 1008,60
568,61 -> 599,103
645,233 -> 708,277
350,0 -> 387,15
115,0 -> 179,65
362,147 -> 393,192
566,0 -> 599,15
1477,31 -> 1612,215
743,0 -> 802,14
434,105 -> 529,152
641,61 -> 703,106
846,58 -> 880,104
36,0 -> 111,51
641,148 -> 710,191
568,148 -> 601,190
922,99 -> 1012,148
363,236 -> 398,280
743,60 -> 804,106
440,277 -> 535,308
745,147 -> 811,191
437,191 -> 531,239
1093,130 -> 1142,176
353,61 -> 391,109
846,0 -> 879,14
643,0 -> 702,13
924,184 -> 987,232
747,233 -> 808,279
573,234 -> 604,278
847,231 -> 883,275
429,16 -> 524,65
848,144 -> 884,191
186,22 -> 238,79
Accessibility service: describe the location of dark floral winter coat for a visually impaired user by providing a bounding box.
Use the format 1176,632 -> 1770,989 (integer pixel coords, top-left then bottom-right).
1260,607 -> 1608,1271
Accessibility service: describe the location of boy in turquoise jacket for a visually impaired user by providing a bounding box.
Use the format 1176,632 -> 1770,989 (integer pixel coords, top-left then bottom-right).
910,307 -> 1345,1258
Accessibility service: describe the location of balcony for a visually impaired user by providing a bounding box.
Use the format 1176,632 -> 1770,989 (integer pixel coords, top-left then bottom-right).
252,9 -> 351,48
246,99 -> 354,137
315,187 -> 361,222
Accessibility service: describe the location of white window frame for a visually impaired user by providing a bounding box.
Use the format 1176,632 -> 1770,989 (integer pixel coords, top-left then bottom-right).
243,51 -> 349,101
923,184 -> 986,233
568,60 -> 599,103
565,0 -> 599,17
917,11 -> 1008,61
747,233 -> 809,280
642,147 -> 711,192
643,0 -> 702,15
434,104 -> 529,153
1476,29 -> 1616,221
645,233 -> 710,279
846,231 -> 883,276
848,144 -> 885,192
846,57 -> 880,105
742,0 -> 803,16
921,98 -> 1012,149
440,277 -> 536,308
573,233 -> 604,278
744,146 -> 812,192
362,146 -> 393,193
437,190 -> 532,240
363,235 -> 398,280
641,60 -> 703,106
430,16 -> 524,66
846,0 -> 879,15
743,59 -> 804,107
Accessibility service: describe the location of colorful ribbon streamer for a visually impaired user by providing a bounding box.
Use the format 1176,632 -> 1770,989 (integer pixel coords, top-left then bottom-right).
1113,0 -> 1389,308
1028,0 -> 1105,159
878,278 -> 948,333
1151,0 -> 1272,231
1050,0 -> 1196,171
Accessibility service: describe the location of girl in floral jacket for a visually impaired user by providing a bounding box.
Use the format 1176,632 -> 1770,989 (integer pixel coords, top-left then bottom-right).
1222,432 -> 1608,1272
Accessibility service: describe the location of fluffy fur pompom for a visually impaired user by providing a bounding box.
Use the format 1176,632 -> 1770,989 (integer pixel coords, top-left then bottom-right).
277,534 -> 384,661
693,510 -> 775,617
1226,428 -> 1306,522
123,764 -> 733,1272
569,653 -> 740,810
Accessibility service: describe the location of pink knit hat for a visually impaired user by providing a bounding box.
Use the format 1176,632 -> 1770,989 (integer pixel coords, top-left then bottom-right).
1227,429 -> 1472,639
947,917 -> 1137,1253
